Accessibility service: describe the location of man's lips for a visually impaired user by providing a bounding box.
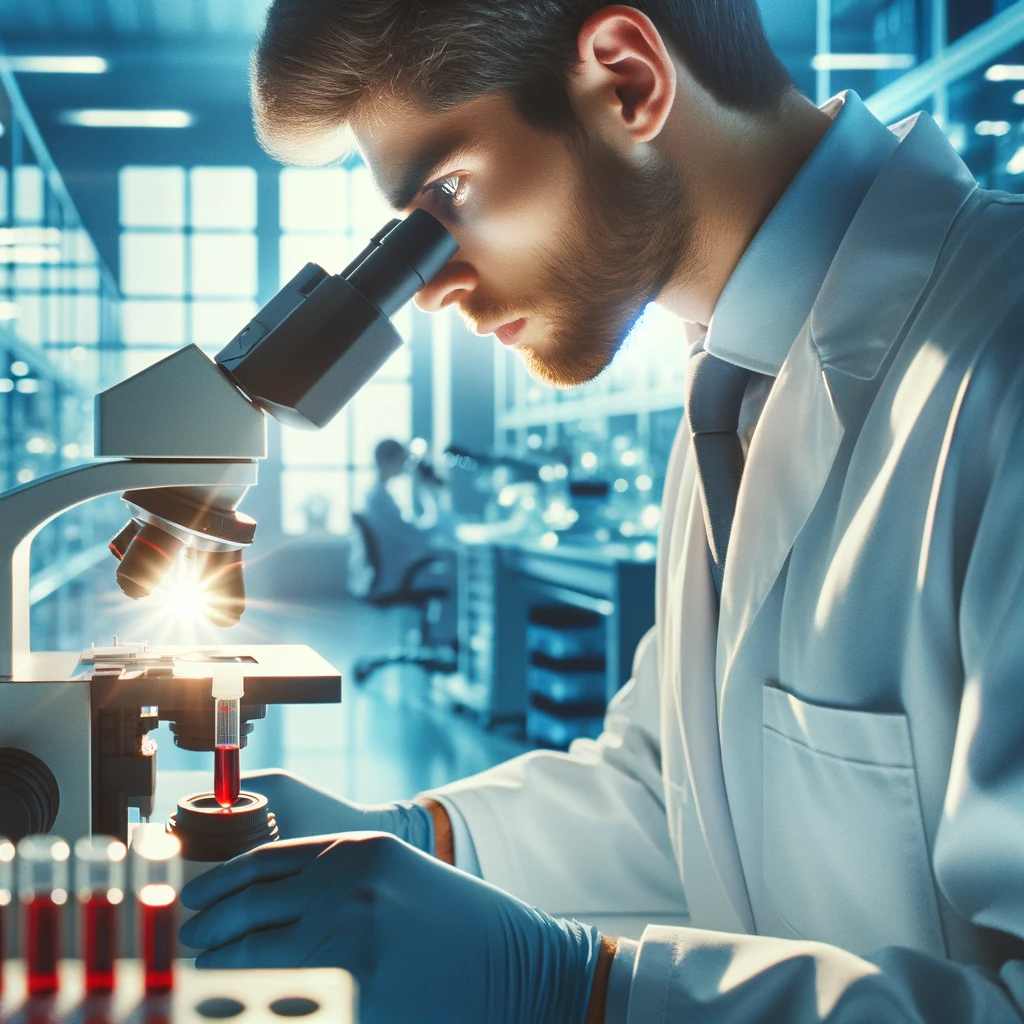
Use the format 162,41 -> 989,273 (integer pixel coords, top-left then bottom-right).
483,318 -> 526,346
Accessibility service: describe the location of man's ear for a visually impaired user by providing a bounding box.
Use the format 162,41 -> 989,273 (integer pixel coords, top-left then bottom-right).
570,6 -> 677,146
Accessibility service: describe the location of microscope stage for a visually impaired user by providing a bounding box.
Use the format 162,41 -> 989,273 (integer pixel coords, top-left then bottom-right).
2,645 -> 341,708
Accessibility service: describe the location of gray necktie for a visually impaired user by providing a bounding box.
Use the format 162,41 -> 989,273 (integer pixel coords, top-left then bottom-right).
685,343 -> 753,601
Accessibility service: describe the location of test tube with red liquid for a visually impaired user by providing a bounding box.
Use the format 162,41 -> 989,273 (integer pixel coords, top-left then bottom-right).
75,836 -> 126,993
18,835 -> 70,995
131,830 -> 181,994
0,838 -> 14,994
212,665 -> 244,809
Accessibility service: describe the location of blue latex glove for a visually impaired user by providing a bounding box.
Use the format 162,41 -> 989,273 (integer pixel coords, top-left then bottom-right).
241,769 -> 434,850
180,833 -> 600,1024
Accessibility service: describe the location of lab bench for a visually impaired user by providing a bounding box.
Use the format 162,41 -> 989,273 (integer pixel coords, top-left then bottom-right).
445,537 -> 657,741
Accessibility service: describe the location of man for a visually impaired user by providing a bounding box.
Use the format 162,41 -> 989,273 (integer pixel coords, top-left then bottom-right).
179,2 -> 1024,1022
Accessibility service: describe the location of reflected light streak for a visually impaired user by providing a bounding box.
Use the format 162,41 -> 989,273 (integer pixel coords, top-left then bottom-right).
815,343 -> 948,631
943,678 -> 981,821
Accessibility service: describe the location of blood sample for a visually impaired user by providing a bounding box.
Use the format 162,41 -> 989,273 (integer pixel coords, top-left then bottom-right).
18,835 -> 70,995
131,829 -> 182,994
212,665 -> 244,809
75,836 -> 127,993
0,838 -> 13,994
137,885 -> 176,992
214,744 -> 240,809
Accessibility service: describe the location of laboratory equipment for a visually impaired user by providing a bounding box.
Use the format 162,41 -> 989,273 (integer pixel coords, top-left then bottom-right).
18,834 -> 69,995
0,208 -> 457,845
75,835 -> 126,993
0,960 -> 355,1022
212,666 -> 244,809
0,837 -> 11,993
132,830 -> 181,994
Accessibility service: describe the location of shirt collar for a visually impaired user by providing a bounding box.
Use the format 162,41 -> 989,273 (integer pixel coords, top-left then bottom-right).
703,90 -> 900,376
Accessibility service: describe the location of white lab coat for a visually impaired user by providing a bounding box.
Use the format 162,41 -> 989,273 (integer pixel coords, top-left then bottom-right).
432,107 -> 1024,1020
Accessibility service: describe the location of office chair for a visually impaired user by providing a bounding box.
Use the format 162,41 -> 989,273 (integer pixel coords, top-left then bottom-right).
349,512 -> 458,684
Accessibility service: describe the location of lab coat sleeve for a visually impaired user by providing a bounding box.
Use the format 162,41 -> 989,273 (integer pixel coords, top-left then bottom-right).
423,626 -> 689,918
621,369 -> 1024,1023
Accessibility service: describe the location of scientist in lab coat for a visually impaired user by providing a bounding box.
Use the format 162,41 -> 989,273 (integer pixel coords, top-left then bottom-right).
180,1 -> 1024,1022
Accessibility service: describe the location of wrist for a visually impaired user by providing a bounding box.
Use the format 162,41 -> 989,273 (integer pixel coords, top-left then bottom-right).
414,797 -> 454,864
584,936 -> 618,1024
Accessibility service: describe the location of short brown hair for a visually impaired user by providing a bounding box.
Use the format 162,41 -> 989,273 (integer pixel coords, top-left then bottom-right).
252,0 -> 792,164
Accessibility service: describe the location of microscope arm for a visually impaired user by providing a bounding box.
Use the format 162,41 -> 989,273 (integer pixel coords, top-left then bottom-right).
0,458 -> 258,678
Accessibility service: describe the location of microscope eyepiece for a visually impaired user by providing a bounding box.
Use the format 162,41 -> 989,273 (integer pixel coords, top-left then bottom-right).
344,208 -> 460,316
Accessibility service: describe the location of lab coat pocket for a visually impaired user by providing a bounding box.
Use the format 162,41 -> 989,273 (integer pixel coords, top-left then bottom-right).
762,683 -> 945,957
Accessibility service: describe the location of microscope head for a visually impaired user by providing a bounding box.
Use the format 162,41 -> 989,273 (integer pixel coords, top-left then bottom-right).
102,209 -> 459,628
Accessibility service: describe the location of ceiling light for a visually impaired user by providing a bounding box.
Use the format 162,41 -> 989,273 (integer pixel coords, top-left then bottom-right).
5,56 -> 108,74
986,65 -> 1024,82
975,120 -> 1012,136
10,361 -> 28,377
57,109 -> 193,129
812,53 -> 915,71
1007,146 -> 1024,175
1014,89 -> 1024,105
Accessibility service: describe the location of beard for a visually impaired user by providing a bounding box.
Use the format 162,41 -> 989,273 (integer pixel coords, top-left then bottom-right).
515,129 -> 695,388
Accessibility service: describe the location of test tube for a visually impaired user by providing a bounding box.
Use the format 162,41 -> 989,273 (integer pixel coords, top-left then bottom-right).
75,837 -> 126,993
132,830 -> 181,994
212,665 -> 244,809
0,838 -> 14,994
18,835 -> 69,995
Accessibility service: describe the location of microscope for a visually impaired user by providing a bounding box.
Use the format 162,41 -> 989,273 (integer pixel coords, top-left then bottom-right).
0,210 -> 459,848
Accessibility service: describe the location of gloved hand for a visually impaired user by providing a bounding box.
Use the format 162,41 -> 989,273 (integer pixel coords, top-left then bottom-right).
241,769 -> 433,852
180,832 -> 600,1024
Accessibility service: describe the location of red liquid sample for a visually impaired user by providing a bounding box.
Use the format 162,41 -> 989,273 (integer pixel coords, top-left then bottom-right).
214,744 -> 240,808
25,895 -> 61,995
83,895 -> 118,993
138,887 -> 176,993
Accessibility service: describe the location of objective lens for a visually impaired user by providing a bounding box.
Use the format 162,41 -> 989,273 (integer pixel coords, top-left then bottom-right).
108,520 -> 139,562
193,550 -> 246,627
115,523 -> 184,600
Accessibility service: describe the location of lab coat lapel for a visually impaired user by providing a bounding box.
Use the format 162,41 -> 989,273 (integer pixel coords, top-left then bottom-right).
670,468 -> 756,932
717,330 -> 843,687
717,109 -> 979,692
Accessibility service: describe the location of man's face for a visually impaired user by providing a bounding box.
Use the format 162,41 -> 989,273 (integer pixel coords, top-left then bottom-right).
354,91 -> 693,388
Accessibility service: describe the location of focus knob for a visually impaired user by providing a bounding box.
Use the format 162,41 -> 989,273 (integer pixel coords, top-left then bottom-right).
0,748 -> 60,841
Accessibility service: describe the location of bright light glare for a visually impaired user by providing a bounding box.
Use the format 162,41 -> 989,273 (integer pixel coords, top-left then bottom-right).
1015,90 -> 1024,105
580,451 -> 598,470
58,109 -> 194,129
1008,146 -> 1024,175
812,52 -> 915,71
6,56 -> 108,74
160,577 -> 209,622
975,120 -> 1011,136
0,302 -> 20,321
986,65 -> 1024,81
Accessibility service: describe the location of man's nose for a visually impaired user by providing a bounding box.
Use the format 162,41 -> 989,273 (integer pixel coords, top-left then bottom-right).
414,260 -> 479,313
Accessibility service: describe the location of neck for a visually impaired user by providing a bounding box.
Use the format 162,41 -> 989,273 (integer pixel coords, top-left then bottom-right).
658,87 -> 833,325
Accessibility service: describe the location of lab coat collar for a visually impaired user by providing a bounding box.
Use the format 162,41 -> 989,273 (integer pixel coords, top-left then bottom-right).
704,91 -> 899,376
718,109 -> 979,692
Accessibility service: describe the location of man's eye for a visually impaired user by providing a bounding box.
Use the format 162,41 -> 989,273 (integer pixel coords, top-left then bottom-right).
424,175 -> 466,207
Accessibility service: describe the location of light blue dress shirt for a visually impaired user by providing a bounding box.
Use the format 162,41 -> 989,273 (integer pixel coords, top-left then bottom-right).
607,90 -> 899,1023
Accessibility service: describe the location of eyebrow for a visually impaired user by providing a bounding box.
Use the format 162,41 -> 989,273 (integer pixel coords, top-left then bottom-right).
382,140 -> 472,211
